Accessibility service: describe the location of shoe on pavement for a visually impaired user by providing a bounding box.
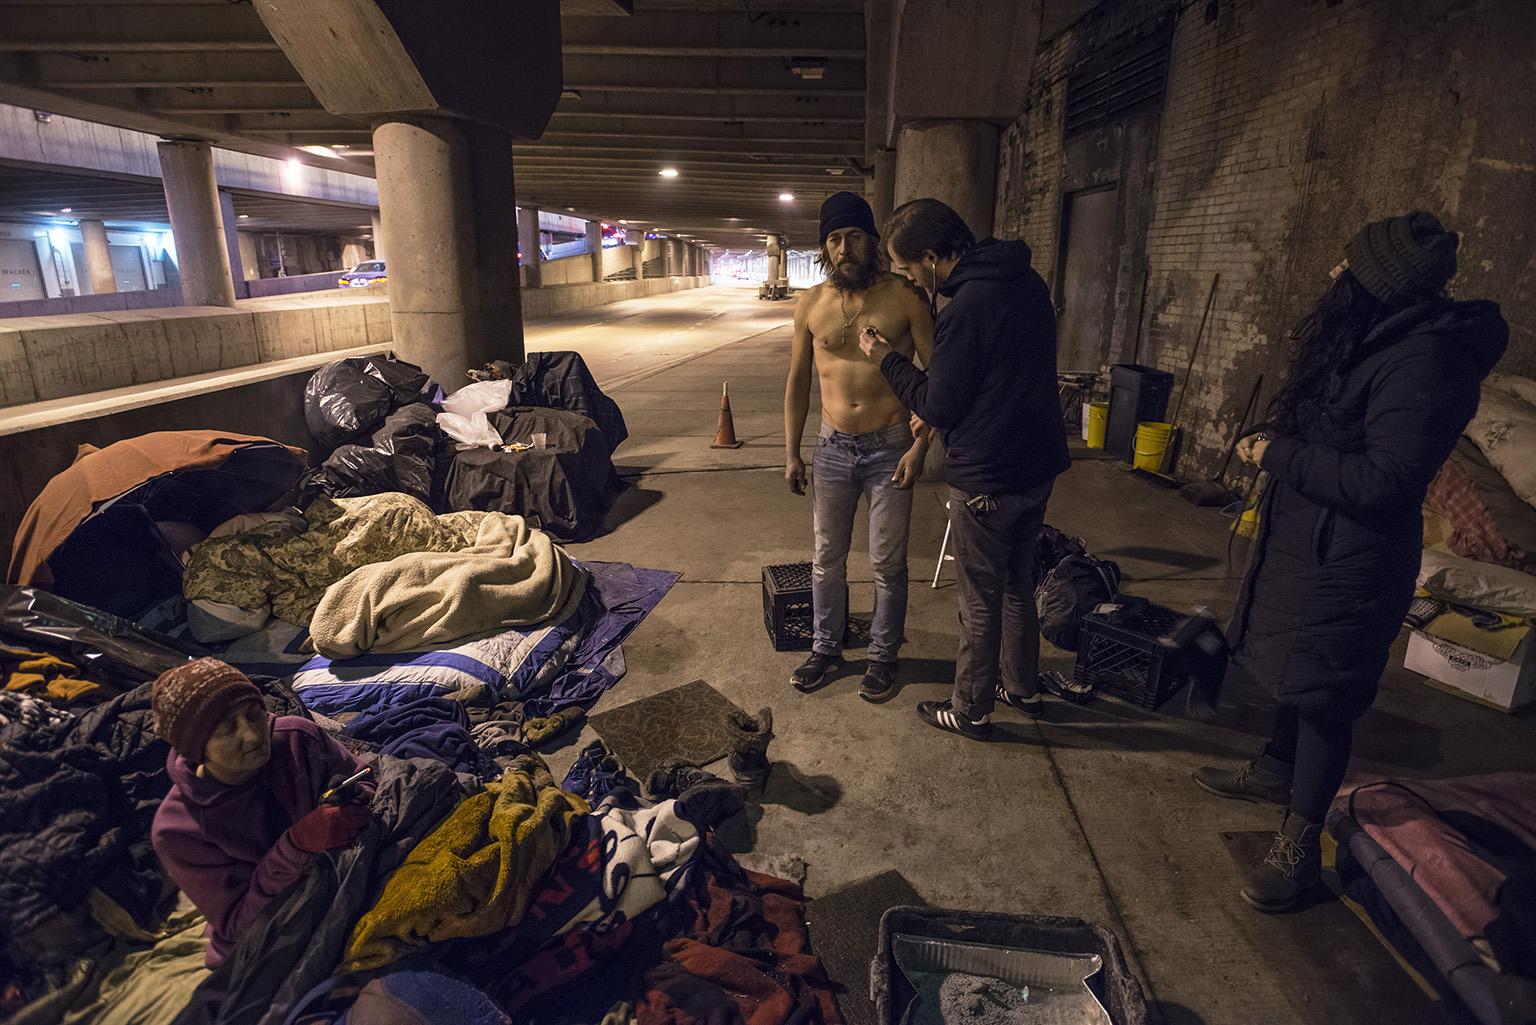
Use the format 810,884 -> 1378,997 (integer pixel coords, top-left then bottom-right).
791,652 -> 843,693
1040,670 -> 1094,704
1193,753 -> 1293,807
916,699 -> 992,741
1241,812 -> 1323,912
859,660 -> 898,703
994,683 -> 1044,720
728,707 -> 774,787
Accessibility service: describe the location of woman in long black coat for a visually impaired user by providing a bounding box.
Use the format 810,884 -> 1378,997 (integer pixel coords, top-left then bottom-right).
1196,212 -> 1507,912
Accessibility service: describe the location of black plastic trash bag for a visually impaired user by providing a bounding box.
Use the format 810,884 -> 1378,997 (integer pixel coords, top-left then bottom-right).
304,356 -> 434,451
0,587 -> 201,684
1036,554 -> 1122,652
479,351 -> 628,456
321,404 -> 442,505
1035,523 -> 1087,578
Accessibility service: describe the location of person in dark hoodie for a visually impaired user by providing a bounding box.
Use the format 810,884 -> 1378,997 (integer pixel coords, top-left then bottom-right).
1198,212 -> 1507,912
859,198 -> 1070,740
150,659 -> 372,966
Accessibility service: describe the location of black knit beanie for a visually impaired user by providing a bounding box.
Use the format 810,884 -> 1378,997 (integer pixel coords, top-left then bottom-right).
1344,211 -> 1458,304
819,191 -> 879,244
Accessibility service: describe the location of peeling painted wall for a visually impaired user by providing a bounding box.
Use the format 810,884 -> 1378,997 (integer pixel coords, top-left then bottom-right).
997,0 -> 1536,479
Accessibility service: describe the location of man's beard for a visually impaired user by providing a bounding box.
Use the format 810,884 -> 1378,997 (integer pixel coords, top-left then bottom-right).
827,249 -> 880,293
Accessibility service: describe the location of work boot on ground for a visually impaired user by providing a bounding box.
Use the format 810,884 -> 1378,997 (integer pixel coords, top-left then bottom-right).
646,761 -> 720,799
1193,753 -> 1293,807
859,661 -> 898,703
728,707 -> 774,787
791,652 -> 842,692
1241,812 -> 1324,912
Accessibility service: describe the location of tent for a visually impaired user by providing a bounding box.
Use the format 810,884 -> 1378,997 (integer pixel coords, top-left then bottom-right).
8,432 -> 307,618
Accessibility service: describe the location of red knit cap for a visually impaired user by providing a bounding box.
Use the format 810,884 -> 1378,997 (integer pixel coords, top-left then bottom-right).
152,658 -> 263,761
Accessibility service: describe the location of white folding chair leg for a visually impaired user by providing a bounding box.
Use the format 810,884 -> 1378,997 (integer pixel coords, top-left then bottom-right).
932,518 -> 953,589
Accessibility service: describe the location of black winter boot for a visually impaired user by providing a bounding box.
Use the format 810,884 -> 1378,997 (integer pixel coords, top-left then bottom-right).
1241,812 -> 1323,912
728,707 -> 774,788
1193,753 -> 1293,807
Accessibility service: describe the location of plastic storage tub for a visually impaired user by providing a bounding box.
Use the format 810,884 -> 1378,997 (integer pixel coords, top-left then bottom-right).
872,907 -> 1149,1025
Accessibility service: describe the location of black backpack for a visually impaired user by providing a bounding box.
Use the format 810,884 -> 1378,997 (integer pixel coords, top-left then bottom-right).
1036,555 -> 1122,651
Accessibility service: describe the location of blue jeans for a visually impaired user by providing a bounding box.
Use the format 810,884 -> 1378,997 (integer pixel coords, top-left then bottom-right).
811,421 -> 914,662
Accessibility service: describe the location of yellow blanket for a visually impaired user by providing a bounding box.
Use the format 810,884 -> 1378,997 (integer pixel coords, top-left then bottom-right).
309,513 -> 582,658
343,757 -> 588,971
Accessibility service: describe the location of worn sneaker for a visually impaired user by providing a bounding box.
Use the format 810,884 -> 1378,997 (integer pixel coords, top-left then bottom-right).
791,652 -> 843,692
1193,754 -> 1293,807
1039,670 -> 1094,704
994,683 -> 1044,720
859,661 -> 898,703
1240,812 -> 1323,913
916,699 -> 992,741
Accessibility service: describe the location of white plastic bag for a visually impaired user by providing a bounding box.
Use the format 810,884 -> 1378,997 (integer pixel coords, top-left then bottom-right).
437,380 -> 515,449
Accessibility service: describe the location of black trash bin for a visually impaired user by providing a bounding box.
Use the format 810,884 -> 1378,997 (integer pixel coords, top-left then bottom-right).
1105,364 -> 1174,463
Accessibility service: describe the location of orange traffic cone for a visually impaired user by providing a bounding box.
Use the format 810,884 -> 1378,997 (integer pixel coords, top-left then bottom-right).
711,381 -> 744,449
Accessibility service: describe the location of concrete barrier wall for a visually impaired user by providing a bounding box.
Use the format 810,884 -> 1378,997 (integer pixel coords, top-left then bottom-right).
537,253 -> 596,287
521,275 -> 709,318
0,299 -> 392,408
0,287 -> 184,318
245,273 -> 366,298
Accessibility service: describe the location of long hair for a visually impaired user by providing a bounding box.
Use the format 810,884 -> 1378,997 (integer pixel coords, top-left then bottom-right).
814,232 -> 884,292
883,199 -> 975,263
1265,270 -> 1399,436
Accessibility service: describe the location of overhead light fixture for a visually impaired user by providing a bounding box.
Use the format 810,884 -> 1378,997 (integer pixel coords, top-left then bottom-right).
779,193 -> 795,202
787,57 -> 827,81
298,145 -> 345,160
826,167 -> 846,175
658,167 -> 680,178
238,214 -> 250,219
60,207 -> 73,213
618,219 -> 628,224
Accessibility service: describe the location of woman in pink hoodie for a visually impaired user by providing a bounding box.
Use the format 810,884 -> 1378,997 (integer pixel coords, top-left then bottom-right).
150,659 -> 372,966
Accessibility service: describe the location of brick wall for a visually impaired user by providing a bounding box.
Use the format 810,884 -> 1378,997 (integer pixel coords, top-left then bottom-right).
997,0 -> 1536,478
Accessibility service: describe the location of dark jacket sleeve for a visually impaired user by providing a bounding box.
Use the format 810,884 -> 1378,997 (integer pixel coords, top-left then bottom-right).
1261,343 -> 1480,516
879,303 -> 985,430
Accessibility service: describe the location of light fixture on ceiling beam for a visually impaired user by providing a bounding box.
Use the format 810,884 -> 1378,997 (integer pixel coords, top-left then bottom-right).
786,58 -> 828,81
658,167 -> 679,177
238,214 -> 250,219
779,193 -> 795,202
60,207 -> 72,213
298,145 -> 345,160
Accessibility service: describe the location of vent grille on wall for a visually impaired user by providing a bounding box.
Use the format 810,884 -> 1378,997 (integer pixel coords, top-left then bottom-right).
1064,21 -> 1174,135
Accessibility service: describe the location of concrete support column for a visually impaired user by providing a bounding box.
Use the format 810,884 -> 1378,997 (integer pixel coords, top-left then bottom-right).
79,219 -> 116,295
894,120 -> 999,239
218,191 -> 246,293
373,116 -> 522,387
517,206 -> 541,288
586,219 -> 604,283
156,139 -> 237,308
370,210 -> 386,262
642,237 -> 660,278
870,149 -> 897,232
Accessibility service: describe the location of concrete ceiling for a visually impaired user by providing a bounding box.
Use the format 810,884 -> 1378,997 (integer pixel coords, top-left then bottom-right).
0,164 -> 378,233
0,0 -> 868,249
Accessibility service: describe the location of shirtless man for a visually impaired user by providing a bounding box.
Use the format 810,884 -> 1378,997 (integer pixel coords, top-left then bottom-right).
784,191 -> 934,701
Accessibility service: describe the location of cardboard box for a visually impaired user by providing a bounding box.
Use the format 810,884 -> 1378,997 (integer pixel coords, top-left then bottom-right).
1405,629 -> 1536,712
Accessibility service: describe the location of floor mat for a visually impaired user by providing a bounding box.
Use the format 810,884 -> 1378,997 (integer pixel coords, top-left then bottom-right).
805,870 -> 926,1025
588,678 -> 747,783
1220,831 -> 1441,1025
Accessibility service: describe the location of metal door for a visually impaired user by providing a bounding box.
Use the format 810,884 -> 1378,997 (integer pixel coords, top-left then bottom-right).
109,244 -> 149,291
0,239 -> 47,301
1056,185 -> 1118,372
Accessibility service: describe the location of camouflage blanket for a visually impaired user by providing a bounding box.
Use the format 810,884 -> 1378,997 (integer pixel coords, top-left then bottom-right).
182,493 -> 492,627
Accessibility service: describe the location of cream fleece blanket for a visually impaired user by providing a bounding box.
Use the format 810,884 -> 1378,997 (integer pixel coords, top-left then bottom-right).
310,513 -> 582,658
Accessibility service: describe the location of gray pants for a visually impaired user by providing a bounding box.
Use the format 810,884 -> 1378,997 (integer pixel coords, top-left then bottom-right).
812,421 -> 914,663
948,481 -> 1054,720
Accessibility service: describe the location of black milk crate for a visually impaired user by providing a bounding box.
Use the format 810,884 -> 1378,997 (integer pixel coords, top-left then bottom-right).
1074,603 -> 1196,710
763,562 -> 816,650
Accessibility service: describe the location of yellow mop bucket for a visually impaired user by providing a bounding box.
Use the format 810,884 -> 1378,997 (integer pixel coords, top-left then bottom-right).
1133,421 -> 1173,472
1085,402 -> 1109,449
